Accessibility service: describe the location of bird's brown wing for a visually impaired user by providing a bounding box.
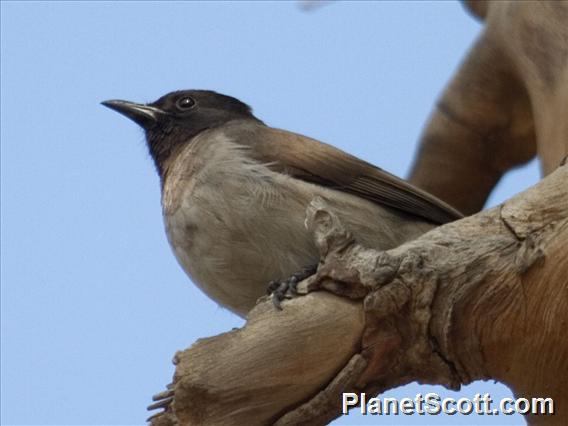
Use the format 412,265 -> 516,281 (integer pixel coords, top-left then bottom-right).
234,124 -> 464,225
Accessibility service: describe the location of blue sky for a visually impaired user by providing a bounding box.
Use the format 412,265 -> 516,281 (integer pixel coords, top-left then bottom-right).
1,1 -> 539,425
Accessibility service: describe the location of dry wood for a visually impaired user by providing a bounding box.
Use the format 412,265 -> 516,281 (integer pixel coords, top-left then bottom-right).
150,164 -> 567,425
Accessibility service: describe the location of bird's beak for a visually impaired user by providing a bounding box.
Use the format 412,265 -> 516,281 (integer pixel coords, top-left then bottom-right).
101,99 -> 164,129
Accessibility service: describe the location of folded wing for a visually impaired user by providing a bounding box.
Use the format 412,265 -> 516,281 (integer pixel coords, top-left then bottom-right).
240,125 -> 464,225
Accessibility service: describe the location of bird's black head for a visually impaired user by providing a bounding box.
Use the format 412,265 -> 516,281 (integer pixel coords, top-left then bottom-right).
102,90 -> 260,176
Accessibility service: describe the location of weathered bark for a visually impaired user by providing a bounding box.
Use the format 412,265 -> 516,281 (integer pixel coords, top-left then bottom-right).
150,163 -> 567,426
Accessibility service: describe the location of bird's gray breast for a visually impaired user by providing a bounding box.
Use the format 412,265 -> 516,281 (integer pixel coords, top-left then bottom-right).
160,128 -> 434,317
161,132 -> 319,316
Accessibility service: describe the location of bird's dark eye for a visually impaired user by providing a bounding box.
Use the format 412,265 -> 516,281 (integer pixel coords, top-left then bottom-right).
176,96 -> 195,110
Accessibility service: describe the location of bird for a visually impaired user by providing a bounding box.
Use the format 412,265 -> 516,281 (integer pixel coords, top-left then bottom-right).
102,90 -> 462,317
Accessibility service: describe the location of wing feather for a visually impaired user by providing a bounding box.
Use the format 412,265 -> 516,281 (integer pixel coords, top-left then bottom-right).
230,123 -> 463,224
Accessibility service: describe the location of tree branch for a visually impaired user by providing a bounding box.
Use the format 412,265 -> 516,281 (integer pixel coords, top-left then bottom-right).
150,164 -> 567,426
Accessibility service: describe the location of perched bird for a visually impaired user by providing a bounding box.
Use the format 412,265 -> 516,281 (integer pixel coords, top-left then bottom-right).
102,90 -> 462,317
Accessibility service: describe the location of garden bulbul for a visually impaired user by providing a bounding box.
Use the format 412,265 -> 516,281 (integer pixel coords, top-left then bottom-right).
102,90 -> 462,317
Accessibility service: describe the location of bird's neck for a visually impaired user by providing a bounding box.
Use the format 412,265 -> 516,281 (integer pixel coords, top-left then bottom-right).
155,143 -> 187,186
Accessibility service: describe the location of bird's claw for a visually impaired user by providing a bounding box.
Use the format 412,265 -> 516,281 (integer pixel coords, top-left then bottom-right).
267,265 -> 317,309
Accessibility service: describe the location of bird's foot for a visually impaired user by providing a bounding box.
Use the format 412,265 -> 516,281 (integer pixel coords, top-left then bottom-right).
267,265 -> 317,309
